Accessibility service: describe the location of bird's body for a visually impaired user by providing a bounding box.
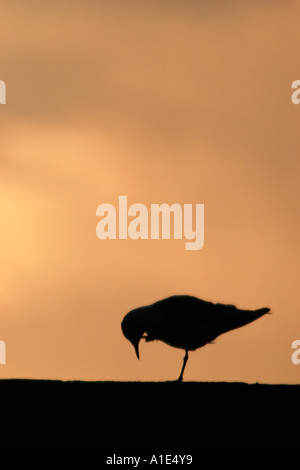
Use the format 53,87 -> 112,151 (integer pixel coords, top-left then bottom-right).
121,295 -> 271,381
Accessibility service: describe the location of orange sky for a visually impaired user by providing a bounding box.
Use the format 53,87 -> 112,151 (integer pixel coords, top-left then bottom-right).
0,0 -> 299,383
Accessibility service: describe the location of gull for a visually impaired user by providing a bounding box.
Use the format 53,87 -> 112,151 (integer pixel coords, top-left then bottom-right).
121,295 -> 271,381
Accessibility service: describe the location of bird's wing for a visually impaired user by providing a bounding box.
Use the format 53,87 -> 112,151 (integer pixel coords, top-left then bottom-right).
143,296 -> 269,350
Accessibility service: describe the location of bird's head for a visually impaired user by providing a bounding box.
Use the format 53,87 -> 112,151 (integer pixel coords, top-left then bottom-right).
121,309 -> 145,360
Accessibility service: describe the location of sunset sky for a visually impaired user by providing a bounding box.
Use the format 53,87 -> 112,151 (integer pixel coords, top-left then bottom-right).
0,0 -> 299,383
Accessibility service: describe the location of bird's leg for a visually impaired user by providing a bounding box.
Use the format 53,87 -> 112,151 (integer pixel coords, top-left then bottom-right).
177,350 -> 189,382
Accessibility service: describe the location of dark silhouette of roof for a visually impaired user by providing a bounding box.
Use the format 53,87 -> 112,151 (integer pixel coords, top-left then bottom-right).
121,295 -> 271,381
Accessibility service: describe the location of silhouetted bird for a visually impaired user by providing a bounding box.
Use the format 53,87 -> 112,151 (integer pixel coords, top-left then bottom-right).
121,295 -> 271,381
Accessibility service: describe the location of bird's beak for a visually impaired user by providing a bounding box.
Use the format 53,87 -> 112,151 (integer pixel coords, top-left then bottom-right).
127,334 -> 142,360
134,341 -> 140,360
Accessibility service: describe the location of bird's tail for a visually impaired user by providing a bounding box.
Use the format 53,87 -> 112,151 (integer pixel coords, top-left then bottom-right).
255,307 -> 271,315
230,306 -> 272,331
